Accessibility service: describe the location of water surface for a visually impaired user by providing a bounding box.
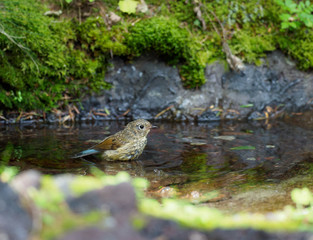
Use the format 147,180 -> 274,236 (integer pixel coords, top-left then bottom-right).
1,119 -> 312,213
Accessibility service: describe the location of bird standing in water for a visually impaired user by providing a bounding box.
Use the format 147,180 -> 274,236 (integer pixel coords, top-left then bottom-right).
73,119 -> 154,161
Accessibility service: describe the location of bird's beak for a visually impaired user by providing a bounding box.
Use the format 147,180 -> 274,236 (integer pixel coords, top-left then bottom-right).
151,125 -> 158,129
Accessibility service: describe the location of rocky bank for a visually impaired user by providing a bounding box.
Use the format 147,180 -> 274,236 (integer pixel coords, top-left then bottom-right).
80,51 -> 313,122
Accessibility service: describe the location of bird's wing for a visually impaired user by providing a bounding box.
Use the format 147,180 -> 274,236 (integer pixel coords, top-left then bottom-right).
94,135 -> 122,151
72,133 -> 125,159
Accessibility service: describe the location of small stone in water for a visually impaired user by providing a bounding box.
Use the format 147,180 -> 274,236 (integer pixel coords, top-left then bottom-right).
213,136 -> 236,141
190,142 -> 207,146
158,187 -> 176,198
190,191 -> 200,199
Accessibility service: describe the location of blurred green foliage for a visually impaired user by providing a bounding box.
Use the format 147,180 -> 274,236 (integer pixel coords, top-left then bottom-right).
0,167 -> 312,235
28,174 -> 103,239
140,188 -> 313,231
119,0 -> 139,14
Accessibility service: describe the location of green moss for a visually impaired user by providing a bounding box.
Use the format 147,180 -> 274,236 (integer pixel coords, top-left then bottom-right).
126,16 -> 207,88
0,0 -> 110,111
277,29 -> 313,69
167,1 -> 196,25
230,26 -> 276,64
78,17 -> 129,56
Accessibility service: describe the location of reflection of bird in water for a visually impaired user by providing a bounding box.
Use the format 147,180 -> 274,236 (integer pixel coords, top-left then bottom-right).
73,119 -> 155,161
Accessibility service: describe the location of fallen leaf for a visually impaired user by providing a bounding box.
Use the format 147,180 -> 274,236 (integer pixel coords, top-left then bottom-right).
230,145 -> 256,150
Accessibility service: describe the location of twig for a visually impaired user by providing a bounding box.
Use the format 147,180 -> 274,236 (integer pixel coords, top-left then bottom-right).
72,105 -> 80,114
193,1 -> 207,30
0,115 -> 8,121
93,111 -> 108,117
154,105 -> 174,119
16,111 -> 23,122
204,7 -> 245,72
122,109 -> 130,116
0,24 -> 39,72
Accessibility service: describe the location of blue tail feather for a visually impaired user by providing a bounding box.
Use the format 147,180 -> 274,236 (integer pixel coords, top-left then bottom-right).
72,148 -> 100,158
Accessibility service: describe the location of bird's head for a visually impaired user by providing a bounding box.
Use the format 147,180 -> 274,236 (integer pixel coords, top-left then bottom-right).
126,119 -> 156,137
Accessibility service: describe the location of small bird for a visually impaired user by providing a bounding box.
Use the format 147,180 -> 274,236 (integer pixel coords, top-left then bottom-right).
73,119 -> 154,161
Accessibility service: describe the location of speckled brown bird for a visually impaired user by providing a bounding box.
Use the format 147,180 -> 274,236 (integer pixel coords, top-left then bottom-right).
73,119 -> 154,161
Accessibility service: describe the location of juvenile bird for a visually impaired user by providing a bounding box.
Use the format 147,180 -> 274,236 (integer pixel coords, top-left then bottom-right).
73,119 -> 154,161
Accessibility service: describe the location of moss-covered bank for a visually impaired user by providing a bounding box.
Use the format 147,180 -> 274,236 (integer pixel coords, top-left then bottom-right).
1,0 -> 313,112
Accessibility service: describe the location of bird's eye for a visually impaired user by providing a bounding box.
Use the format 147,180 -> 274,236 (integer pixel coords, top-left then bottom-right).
138,124 -> 145,130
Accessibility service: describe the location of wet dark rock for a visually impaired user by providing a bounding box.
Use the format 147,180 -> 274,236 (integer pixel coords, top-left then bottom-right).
67,182 -> 137,217
59,218 -> 313,240
64,182 -> 143,240
81,51 -> 313,122
222,63 -> 310,117
58,226 -> 144,240
205,229 -> 313,240
80,55 -> 226,121
141,218 -> 313,240
82,55 -> 185,121
140,217 -> 201,240
197,109 -> 221,122
0,180 -> 32,240
53,174 -> 76,199
11,169 -> 41,195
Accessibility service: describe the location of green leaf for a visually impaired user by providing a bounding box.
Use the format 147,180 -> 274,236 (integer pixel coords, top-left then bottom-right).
285,0 -> 297,12
119,0 -> 138,14
301,18 -> 311,27
280,13 -> 292,21
289,21 -> 298,28
230,145 -> 256,150
281,22 -> 291,29
305,0 -> 311,7
298,2 -> 305,10
193,19 -> 201,27
275,0 -> 284,6
65,0 -> 73,3
304,20 -> 313,27
104,108 -> 110,115
240,103 -> 254,108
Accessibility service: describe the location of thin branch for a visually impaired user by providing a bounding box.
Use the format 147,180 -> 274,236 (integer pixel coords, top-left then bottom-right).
203,7 -> 245,72
0,23 -> 39,72
207,9 -> 227,41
